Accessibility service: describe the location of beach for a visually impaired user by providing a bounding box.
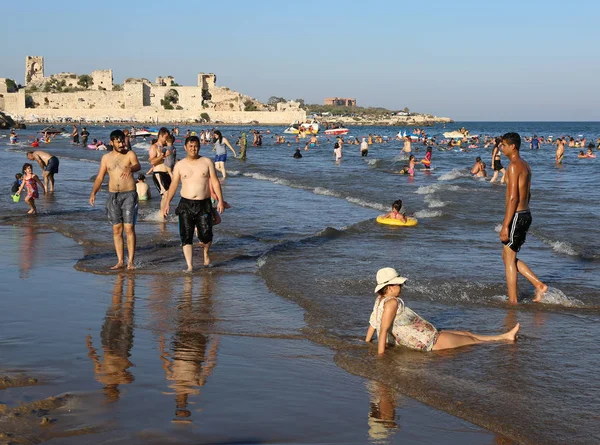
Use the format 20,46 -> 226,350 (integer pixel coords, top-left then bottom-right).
1,122 -> 599,445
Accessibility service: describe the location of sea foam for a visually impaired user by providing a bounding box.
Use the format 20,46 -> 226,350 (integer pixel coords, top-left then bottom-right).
414,209 -> 442,218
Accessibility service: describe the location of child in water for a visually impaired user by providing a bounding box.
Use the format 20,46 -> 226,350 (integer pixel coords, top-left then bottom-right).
365,267 -> 520,354
421,147 -> 432,169
15,163 -> 45,214
333,142 -> 342,161
11,173 -> 23,202
381,199 -> 407,223
399,155 -> 417,176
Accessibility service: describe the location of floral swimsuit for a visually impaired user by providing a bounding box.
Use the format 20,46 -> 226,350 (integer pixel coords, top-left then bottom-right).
369,296 -> 439,352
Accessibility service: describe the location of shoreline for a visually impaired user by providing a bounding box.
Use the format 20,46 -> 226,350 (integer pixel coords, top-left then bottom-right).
0,225 -> 501,444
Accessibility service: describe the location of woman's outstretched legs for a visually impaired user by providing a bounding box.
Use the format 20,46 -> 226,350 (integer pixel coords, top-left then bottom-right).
432,324 -> 519,351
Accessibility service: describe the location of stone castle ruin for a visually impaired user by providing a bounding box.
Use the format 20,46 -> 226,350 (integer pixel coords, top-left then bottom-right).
0,56 -> 305,124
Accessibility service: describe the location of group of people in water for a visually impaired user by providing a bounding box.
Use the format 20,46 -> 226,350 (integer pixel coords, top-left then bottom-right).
6,124 -> 573,359
369,132 -> 548,357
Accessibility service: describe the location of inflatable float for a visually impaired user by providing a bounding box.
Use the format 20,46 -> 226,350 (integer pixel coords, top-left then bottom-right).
376,215 -> 418,227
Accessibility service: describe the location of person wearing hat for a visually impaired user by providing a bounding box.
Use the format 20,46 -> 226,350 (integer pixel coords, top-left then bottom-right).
365,268 -> 520,355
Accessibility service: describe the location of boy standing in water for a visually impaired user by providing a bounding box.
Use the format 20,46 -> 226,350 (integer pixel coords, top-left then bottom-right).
500,132 -> 547,303
89,130 -> 141,270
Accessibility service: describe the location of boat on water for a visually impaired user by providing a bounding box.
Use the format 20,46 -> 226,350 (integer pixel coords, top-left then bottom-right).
324,127 -> 349,136
443,130 -> 479,139
283,120 -> 319,135
40,126 -> 66,135
132,128 -> 158,138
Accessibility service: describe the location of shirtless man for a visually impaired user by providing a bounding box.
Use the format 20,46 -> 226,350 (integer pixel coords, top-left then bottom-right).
149,127 -> 172,217
555,138 -> 565,165
89,130 -> 141,270
471,157 -> 486,177
162,136 -> 224,271
403,136 -> 412,153
26,150 -> 60,192
500,132 -> 548,304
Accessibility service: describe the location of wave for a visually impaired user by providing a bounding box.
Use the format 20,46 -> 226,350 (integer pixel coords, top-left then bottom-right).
242,172 -> 292,187
535,287 -> 584,307
438,169 -> 469,181
345,197 -> 387,212
414,209 -> 442,218
314,187 -> 341,198
547,240 -> 578,256
132,142 -> 151,151
415,184 -> 460,195
424,196 -> 448,208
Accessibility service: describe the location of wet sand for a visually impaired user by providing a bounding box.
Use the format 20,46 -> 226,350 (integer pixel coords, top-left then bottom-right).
0,227 -> 503,444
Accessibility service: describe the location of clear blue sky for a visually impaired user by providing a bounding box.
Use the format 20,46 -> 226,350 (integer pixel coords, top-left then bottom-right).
2,0 -> 599,120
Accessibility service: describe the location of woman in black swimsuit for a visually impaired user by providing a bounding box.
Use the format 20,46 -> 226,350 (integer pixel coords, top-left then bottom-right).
490,137 -> 506,184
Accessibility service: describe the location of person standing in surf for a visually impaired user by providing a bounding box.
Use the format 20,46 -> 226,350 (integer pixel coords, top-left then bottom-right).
162,135 -> 225,270
89,130 -> 141,270
490,138 -> 506,183
149,128 -> 172,218
499,132 -> 548,304
211,130 -> 237,180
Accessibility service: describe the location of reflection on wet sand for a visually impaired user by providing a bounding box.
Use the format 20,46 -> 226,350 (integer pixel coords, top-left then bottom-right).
86,274 -> 136,402
19,223 -> 39,279
366,380 -> 399,441
159,275 -> 219,423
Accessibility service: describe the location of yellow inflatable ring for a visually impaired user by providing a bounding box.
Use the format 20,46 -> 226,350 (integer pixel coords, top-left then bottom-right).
376,215 -> 418,226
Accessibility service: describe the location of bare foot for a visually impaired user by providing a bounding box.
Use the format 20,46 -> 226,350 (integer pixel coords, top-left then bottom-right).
27,209 -> 36,214
504,323 -> 520,341
127,263 -> 136,271
183,267 -> 193,273
203,252 -> 211,266
533,284 -> 549,302
111,262 -> 125,270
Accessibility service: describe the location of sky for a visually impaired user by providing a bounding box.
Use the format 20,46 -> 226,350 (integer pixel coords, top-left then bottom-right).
1,0 -> 599,121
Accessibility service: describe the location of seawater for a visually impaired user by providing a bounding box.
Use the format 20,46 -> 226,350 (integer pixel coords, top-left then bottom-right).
1,122 -> 599,445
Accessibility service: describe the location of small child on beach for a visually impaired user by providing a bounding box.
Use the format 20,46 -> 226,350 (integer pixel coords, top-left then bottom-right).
381,199 -> 408,223
15,163 -> 45,214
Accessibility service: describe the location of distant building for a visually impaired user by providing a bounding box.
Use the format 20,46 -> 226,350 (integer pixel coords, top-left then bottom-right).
324,97 -> 356,107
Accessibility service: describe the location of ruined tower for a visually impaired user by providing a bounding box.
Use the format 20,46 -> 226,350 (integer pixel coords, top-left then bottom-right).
25,56 -> 44,86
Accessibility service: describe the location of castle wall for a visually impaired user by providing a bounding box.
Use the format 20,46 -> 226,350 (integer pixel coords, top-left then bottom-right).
29,90 -> 126,110
25,56 -> 44,85
91,70 -> 113,91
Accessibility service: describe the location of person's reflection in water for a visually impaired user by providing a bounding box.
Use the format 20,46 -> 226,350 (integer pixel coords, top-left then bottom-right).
159,275 -> 219,423
366,380 -> 399,441
19,223 -> 39,279
86,274 -> 136,402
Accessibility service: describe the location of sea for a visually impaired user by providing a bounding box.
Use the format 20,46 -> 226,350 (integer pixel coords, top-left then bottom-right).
0,122 -> 598,445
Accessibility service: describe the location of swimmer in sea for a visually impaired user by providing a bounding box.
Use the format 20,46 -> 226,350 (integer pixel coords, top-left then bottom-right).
366,268 -> 520,355
381,199 -> 407,223
471,157 -> 486,177
402,136 -> 412,153
309,134 -> 318,148
555,138 -> 565,164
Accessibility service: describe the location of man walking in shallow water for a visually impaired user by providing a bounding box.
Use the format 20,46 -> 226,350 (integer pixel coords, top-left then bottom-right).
89,130 -> 141,270
500,132 -> 548,303
162,135 -> 224,271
